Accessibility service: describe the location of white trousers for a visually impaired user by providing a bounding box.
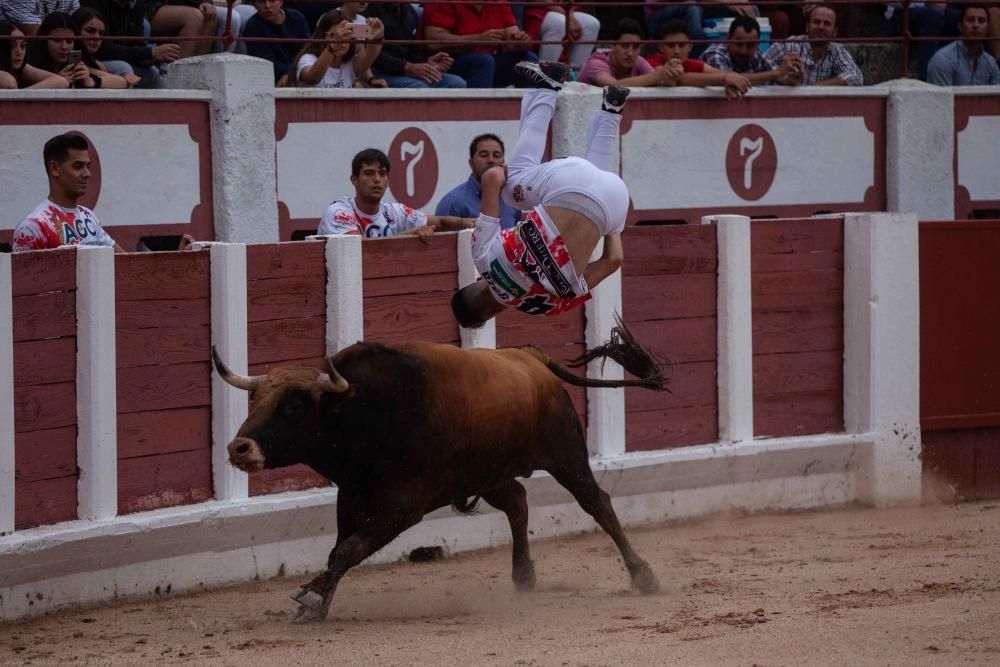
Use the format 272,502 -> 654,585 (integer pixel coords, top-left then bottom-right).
501,89 -> 630,237
537,10 -> 601,70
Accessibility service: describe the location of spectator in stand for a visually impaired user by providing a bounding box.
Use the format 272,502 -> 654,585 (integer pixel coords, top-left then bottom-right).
364,0 -> 465,88
0,0 -> 78,35
81,0 -> 181,88
1,20 -> 69,87
27,11 -> 127,87
337,1 -> 366,25
577,18 -> 682,87
702,15 -> 803,85
882,2 -> 946,80
13,133 -> 124,253
645,19 -> 753,97
421,0 -> 539,88
928,4 -> 999,85
243,0 -> 309,85
764,4 -> 862,85
644,0 -> 760,57
289,9 -> 384,88
436,133 -> 521,230
73,7 -> 142,87
147,0 -> 219,60
318,148 -> 474,241
521,1 -> 600,73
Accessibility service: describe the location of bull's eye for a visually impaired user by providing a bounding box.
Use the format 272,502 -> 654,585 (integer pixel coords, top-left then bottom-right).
283,397 -> 305,418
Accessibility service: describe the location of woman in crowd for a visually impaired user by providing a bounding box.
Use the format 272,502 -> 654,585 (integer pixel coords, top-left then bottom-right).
26,12 -> 127,88
289,9 -> 384,88
0,20 -> 69,88
72,7 -> 142,88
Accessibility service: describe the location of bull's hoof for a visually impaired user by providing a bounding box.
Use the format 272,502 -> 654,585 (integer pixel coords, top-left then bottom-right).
513,559 -> 536,592
630,561 -> 660,595
290,604 -> 327,625
289,588 -> 324,610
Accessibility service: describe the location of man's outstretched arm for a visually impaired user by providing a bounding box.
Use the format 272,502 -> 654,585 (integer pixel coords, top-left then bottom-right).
582,232 -> 623,289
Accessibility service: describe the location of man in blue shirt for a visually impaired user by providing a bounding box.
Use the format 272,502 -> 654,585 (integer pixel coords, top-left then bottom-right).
928,4 -> 1000,85
435,134 -> 521,230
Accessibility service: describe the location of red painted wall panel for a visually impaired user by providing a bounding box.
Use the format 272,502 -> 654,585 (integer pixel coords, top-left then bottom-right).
11,250 -> 78,530
751,218 -> 844,438
621,226 -> 718,452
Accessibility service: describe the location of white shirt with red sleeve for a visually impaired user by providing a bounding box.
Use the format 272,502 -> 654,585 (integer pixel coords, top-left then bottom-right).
317,197 -> 428,238
12,199 -> 116,252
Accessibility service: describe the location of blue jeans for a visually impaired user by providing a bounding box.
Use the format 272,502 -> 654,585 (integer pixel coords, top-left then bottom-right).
452,50 -> 539,88
885,6 -> 946,80
375,71 -> 467,88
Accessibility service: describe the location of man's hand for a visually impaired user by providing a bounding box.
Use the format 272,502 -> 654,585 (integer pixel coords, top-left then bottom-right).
412,225 -> 435,245
177,234 -> 196,251
723,71 -> 751,98
481,164 -> 507,190
152,43 -> 181,63
405,61 -> 442,83
567,14 -> 583,41
366,17 -> 384,41
198,3 -> 216,22
474,28 -> 505,46
124,72 -> 142,87
661,59 -> 685,85
727,0 -> 756,16
502,26 -> 530,52
428,51 -> 454,71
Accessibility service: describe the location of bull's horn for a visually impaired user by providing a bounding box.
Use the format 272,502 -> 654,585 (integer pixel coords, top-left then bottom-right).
316,358 -> 350,393
211,345 -> 262,391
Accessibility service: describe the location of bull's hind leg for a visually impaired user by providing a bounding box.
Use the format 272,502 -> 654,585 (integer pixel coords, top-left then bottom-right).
483,479 -> 536,591
547,462 -> 660,594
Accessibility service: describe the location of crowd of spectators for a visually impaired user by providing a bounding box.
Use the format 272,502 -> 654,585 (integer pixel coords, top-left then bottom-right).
3,0 -> 999,90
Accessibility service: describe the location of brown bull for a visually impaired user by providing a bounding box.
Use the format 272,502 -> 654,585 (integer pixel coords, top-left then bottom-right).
213,320 -> 667,624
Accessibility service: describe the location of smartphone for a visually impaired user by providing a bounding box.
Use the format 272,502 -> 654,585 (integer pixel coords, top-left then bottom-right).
67,49 -> 82,66
349,23 -> 371,40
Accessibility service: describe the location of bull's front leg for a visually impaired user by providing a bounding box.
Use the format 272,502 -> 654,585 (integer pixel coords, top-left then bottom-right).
290,511 -> 422,624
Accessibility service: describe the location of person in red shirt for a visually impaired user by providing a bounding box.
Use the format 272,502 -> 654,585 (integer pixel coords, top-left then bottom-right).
645,18 -> 752,97
421,0 -> 538,87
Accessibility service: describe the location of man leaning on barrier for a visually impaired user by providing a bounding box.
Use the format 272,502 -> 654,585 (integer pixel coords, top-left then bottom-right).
702,15 -> 803,86
763,4 -> 862,86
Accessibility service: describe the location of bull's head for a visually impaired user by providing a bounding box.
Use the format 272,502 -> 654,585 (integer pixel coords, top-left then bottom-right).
211,346 -> 352,473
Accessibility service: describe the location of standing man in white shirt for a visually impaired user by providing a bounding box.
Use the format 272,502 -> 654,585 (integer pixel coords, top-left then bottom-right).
13,133 -> 123,253
317,148 -> 474,241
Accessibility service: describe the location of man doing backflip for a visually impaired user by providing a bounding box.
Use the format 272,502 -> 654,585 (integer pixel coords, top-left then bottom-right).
452,61 -> 631,327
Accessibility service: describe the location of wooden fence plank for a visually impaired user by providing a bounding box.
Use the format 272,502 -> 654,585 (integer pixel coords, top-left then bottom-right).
752,309 -> 842,355
247,242 -> 326,280
363,293 -> 459,344
14,338 -> 75,386
248,318 -> 326,365
753,350 -> 843,395
12,292 -> 75,342
117,407 -> 212,459
754,391 -> 843,437
751,218 -> 844,255
621,226 -> 716,277
115,252 -> 210,301
626,317 -> 717,365
752,250 -> 843,273
622,273 -> 717,321
116,362 -> 210,414
15,477 -> 77,530
116,325 -> 211,368
118,448 -> 213,515
14,381 -> 75,433
626,405 -> 718,452
248,275 -> 326,322
117,298 -> 210,329
250,465 -> 331,496
496,307 -> 586,351
362,235 -> 459,279
363,273 -> 457,298
625,361 -> 716,413
11,249 -> 76,297
14,426 -> 76,483
751,269 -> 843,311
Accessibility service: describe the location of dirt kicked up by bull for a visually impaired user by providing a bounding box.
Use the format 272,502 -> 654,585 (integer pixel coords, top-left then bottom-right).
212,316 -> 669,624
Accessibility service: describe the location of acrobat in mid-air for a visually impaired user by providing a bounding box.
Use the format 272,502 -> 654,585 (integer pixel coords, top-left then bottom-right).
452,61 -> 632,328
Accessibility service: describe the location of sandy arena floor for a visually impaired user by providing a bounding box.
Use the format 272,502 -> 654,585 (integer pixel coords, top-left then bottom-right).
2,500 -> 998,666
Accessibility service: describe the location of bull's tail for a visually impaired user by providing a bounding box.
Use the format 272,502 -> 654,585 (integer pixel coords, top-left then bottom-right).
525,315 -> 669,391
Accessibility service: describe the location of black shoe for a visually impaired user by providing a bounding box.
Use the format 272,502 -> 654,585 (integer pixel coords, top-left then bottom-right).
451,288 -> 486,329
516,60 -> 571,91
602,85 -> 631,114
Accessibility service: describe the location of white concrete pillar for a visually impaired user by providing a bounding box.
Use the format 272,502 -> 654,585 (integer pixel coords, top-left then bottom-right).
706,215 -> 754,443
322,235 -> 364,355
169,54 -> 279,244
883,79 -> 954,220
552,83 -> 604,160
844,212 -> 922,506
0,254 -> 13,535
585,238 -> 625,458
456,229 -> 496,350
208,243 -> 249,501
76,246 -> 118,521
